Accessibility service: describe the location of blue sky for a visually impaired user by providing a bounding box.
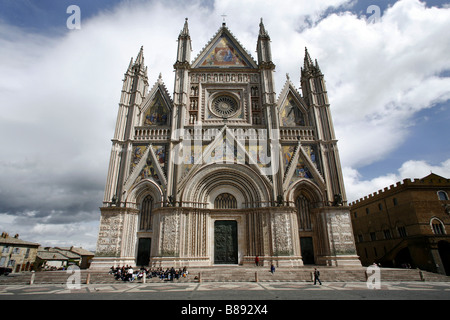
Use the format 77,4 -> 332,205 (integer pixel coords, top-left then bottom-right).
0,0 -> 119,32
0,0 -> 449,249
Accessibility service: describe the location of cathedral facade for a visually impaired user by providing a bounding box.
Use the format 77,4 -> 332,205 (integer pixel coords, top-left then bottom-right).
91,19 -> 361,269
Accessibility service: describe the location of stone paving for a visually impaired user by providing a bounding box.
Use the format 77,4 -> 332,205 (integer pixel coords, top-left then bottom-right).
2,280 -> 450,296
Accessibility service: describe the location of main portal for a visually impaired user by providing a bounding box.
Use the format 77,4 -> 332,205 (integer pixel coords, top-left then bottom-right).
214,220 -> 238,264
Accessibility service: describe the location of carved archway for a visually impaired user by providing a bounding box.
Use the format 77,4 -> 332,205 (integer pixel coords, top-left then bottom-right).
181,164 -> 271,209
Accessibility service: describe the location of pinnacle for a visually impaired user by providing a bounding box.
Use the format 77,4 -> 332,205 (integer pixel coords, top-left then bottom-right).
303,47 -> 313,69
259,17 -> 269,37
180,17 -> 190,36
135,45 -> 144,67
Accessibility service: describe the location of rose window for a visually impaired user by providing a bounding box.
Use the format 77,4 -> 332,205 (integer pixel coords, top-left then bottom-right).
211,95 -> 239,118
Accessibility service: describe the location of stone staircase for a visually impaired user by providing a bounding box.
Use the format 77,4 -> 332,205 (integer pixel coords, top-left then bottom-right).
0,267 -> 449,285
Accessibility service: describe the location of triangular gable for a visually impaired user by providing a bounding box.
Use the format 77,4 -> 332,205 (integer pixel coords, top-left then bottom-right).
282,141 -> 325,192
140,79 -> 173,126
191,27 -> 258,69
277,80 -> 309,127
177,126 -> 272,191
125,144 -> 167,193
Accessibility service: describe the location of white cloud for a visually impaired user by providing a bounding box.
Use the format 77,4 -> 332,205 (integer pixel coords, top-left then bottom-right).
345,158 -> 450,203
298,0 -> 450,168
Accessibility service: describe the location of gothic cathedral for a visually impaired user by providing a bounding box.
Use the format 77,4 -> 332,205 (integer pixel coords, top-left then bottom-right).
91,19 -> 361,269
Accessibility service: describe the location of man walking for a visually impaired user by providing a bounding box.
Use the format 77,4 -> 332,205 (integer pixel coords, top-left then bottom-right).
313,268 -> 322,285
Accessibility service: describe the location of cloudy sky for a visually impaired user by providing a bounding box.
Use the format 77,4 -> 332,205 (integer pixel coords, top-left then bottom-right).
0,0 -> 449,251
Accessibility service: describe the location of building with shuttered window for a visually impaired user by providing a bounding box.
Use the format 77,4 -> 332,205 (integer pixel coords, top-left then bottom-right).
350,173 -> 450,275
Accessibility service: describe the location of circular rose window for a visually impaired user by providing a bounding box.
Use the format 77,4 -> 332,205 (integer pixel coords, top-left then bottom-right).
211,95 -> 239,118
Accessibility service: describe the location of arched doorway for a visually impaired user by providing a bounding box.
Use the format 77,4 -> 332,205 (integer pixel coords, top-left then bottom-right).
438,241 -> 450,275
294,188 -> 318,265
136,195 -> 153,267
394,247 -> 413,268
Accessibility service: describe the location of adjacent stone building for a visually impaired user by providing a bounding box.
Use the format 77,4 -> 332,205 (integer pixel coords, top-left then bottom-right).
91,19 -> 360,269
350,173 -> 450,275
0,232 -> 40,273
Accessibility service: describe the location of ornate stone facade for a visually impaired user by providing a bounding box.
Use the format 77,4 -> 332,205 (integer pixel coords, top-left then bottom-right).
90,19 -> 361,269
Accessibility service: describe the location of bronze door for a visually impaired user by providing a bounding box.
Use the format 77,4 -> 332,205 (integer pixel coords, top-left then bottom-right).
214,220 -> 238,264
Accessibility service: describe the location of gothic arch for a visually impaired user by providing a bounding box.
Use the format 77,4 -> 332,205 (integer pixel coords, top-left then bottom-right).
430,217 -> 446,235
126,179 -> 163,209
180,164 -> 271,209
286,179 -> 325,206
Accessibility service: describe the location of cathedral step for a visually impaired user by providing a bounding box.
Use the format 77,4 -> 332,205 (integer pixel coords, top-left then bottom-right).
1,267 -> 448,285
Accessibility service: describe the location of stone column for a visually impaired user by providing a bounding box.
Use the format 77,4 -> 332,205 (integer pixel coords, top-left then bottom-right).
270,207 -> 303,267
316,206 -> 361,267
90,206 -> 139,269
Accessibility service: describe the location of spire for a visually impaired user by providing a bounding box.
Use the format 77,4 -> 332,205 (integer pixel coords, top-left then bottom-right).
303,47 -> 313,70
259,18 -> 269,38
301,47 -> 322,77
133,45 -> 145,69
257,18 -> 273,67
180,17 -> 190,37
126,57 -> 133,72
175,18 -> 191,68
314,58 -> 322,73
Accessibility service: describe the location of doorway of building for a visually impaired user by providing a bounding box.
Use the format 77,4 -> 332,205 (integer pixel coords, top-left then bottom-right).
136,238 -> 151,267
438,241 -> 450,275
214,220 -> 238,264
394,247 -> 414,268
300,237 -> 315,264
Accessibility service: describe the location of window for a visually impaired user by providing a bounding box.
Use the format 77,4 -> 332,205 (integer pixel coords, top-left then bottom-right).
214,193 -> 237,209
370,232 -> 377,241
383,229 -> 392,239
398,226 -> 407,238
431,218 -> 446,235
296,195 -> 312,231
438,191 -> 449,201
211,95 -> 239,118
2,246 -> 9,253
393,198 -> 398,206
378,203 -> 383,211
358,234 -> 364,243
366,208 -> 370,215
139,195 -> 153,231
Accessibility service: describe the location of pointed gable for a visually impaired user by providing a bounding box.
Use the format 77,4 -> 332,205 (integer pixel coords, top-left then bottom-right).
191,26 -> 258,69
277,78 -> 309,127
140,77 -> 173,126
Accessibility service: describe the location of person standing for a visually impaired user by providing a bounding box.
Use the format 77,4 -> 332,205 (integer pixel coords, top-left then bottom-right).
313,268 -> 322,285
270,264 -> 275,274
255,256 -> 260,267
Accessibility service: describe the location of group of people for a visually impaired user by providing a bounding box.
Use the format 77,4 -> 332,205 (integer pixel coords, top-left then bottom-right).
110,263 -> 323,284
110,265 -> 189,282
